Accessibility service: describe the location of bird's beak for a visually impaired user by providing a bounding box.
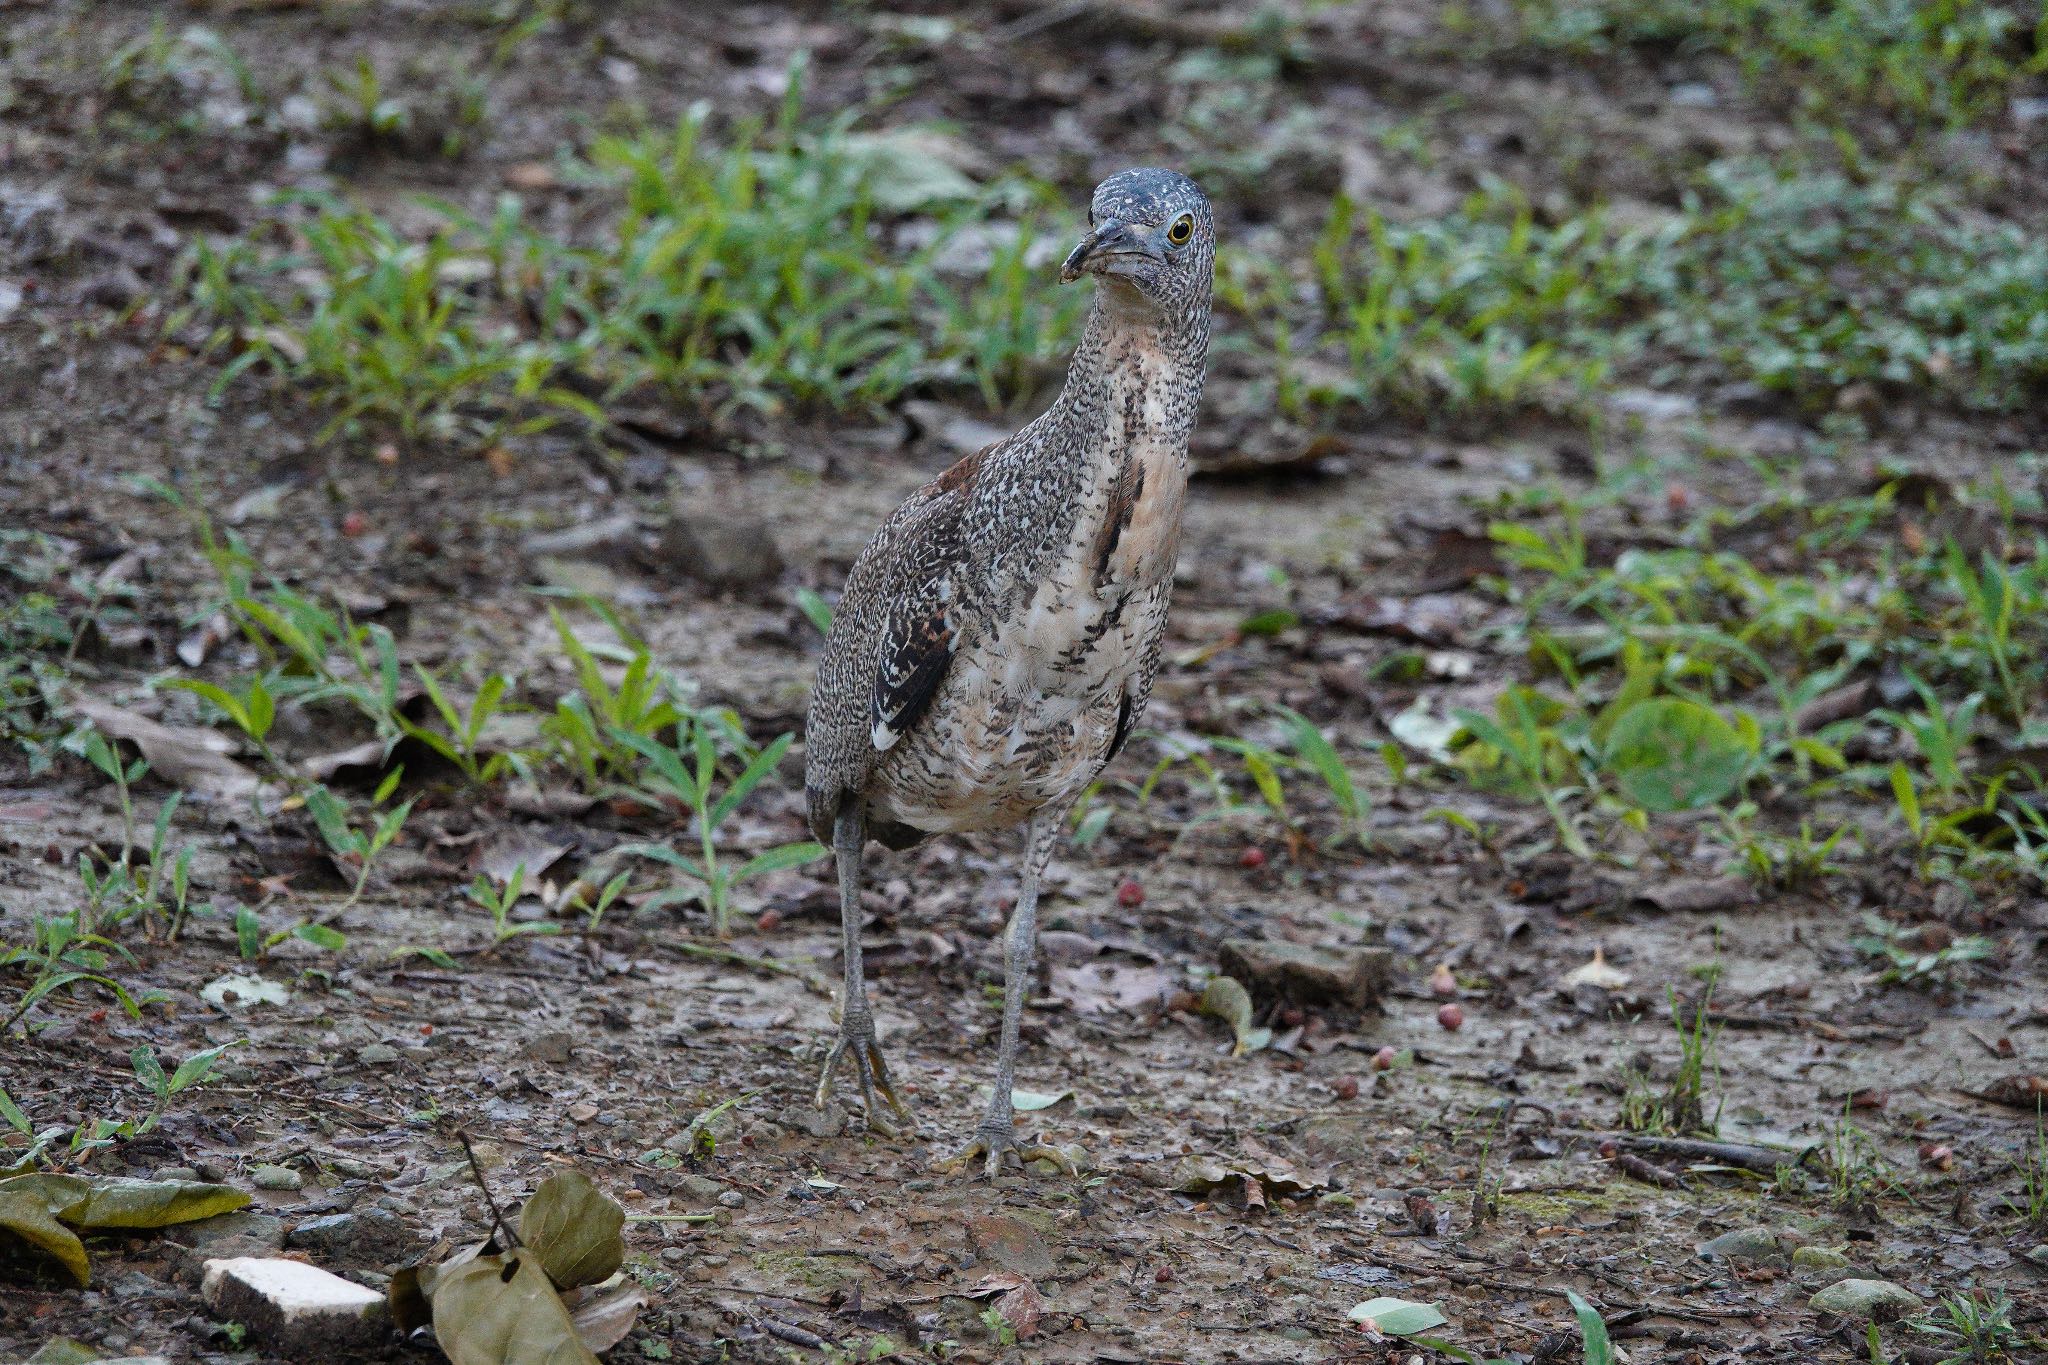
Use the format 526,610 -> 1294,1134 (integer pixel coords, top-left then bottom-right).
1060,218 -> 1159,283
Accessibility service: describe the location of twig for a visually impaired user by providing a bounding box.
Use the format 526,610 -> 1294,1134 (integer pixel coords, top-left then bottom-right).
1611,1152 -> 1683,1188
674,941 -> 829,995
456,1129 -> 524,1248
760,1318 -> 831,1350
1614,1133 -> 1816,1173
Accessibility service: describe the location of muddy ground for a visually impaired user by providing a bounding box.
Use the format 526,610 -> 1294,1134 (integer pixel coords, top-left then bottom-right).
3,2 -> 2047,1363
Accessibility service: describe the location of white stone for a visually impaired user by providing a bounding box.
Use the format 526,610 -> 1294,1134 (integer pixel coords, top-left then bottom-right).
202,1256 -> 385,1349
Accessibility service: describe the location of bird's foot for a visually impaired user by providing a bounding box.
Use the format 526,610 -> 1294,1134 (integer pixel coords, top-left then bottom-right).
814,1007 -> 914,1137
933,1121 -> 1081,1180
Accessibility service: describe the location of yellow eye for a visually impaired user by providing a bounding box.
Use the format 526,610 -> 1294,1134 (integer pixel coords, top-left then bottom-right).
1166,214 -> 1194,246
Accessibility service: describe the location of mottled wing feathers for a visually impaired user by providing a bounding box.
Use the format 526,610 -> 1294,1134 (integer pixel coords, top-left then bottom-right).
871,560 -> 956,751
804,443 -> 994,840
872,448 -> 989,748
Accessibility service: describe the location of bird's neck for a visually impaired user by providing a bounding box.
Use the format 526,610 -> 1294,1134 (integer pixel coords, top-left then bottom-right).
1054,287 -> 1211,452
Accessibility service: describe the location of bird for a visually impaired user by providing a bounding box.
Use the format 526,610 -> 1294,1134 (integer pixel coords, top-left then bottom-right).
804,167 -> 1215,1177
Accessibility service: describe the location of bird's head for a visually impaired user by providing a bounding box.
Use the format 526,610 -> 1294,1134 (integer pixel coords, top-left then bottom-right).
1060,168 -> 1214,320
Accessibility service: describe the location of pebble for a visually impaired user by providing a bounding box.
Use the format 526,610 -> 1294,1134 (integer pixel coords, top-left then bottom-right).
252,1164 -> 303,1192
716,1191 -> 745,1208
356,1043 -> 400,1066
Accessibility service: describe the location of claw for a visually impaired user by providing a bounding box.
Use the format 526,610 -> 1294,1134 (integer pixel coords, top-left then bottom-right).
815,1010 -> 915,1136
934,1124 -> 1081,1179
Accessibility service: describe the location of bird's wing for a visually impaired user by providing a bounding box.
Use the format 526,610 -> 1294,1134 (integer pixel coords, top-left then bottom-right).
869,446 -> 991,752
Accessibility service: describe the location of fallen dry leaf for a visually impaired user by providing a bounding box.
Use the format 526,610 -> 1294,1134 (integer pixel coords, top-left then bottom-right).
73,697 -> 266,806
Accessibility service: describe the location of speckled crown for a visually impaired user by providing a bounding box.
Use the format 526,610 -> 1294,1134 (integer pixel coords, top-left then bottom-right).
1089,168 -> 1212,230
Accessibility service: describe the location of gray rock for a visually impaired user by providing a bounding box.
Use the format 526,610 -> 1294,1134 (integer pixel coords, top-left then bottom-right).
251,1163 -> 303,1191
674,1174 -> 725,1203
660,507 -> 784,589
286,1208 -> 411,1262
150,1165 -> 202,1184
182,1211 -> 287,1253
356,1043 -> 400,1066
522,1030 -> 576,1064
1697,1227 -> 1784,1263
1810,1278 -> 1924,1321
781,1101 -> 843,1140
201,1256 -> 386,1353
2027,1244 -> 2048,1267
1791,1246 -> 1852,1273
523,512 -> 643,561
1217,937 -> 1391,1009
716,1190 -> 745,1209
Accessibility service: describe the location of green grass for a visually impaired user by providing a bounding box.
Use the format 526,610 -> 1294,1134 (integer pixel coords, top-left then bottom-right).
1496,0 -> 2047,127
173,76 -> 1083,449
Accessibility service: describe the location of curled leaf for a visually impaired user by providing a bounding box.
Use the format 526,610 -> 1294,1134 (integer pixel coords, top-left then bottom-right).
1199,975 -> 1271,1057
1347,1296 -> 1448,1335
431,1247 -> 601,1365
518,1169 -> 624,1291
0,1188 -> 90,1286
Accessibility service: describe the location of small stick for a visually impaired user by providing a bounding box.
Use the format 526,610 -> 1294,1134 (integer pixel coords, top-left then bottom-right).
456,1130 -> 524,1248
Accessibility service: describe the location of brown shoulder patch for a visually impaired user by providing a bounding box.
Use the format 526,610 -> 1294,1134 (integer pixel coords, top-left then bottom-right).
932,443 -> 992,495
1091,455 -> 1145,583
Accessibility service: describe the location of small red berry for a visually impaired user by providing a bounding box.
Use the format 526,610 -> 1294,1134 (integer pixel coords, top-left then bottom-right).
341,510 -> 370,537
1370,1045 -> 1397,1071
1115,876 -> 1144,908
756,909 -> 783,932
1429,963 -> 1458,998
1238,846 -> 1266,869
420,1023 -> 433,1036
1437,1002 -> 1465,1031
1154,1265 -> 1173,1283
1278,1006 -> 1305,1028
1334,1075 -> 1360,1100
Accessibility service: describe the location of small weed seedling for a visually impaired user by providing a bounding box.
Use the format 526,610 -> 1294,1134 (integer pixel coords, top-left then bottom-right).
613,716 -> 825,935
1850,914 -> 1995,988
470,864 -> 560,943
304,779 -> 416,911
1913,1290 -> 2023,1364
129,1041 -> 240,1135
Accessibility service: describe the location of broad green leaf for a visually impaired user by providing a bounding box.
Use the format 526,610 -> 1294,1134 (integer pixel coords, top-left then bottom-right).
1567,1289 -> 1614,1365
1347,1297 -> 1448,1335
235,905 -> 262,960
1011,1088 -> 1072,1112
732,841 -> 828,883
1198,976 -> 1271,1057
1238,608 -> 1298,637
130,1046 -> 170,1103
518,1169 -> 625,1291
0,1085 -> 30,1135
24,1336 -> 104,1364
0,1172 -> 250,1228
294,922 -> 348,951
431,1246 -> 601,1365
168,1041 -> 240,1094
708,732 -> 793,831
1600,697 -> 1752,812
0,1188 -> 90,1285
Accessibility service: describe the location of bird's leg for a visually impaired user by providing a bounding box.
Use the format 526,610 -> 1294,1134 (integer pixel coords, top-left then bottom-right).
937,808 -> 1081,1179
814,806 -> 914,1136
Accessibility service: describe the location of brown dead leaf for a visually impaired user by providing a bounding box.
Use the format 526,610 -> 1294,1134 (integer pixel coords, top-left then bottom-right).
958,1272 -> 1047,1340
1971,1074 -> 2048,1110
73,698 -> 266,806
561,1280 -> 647,1353
1048,959 -> 1176,1018
1634,875 -> 1758,913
